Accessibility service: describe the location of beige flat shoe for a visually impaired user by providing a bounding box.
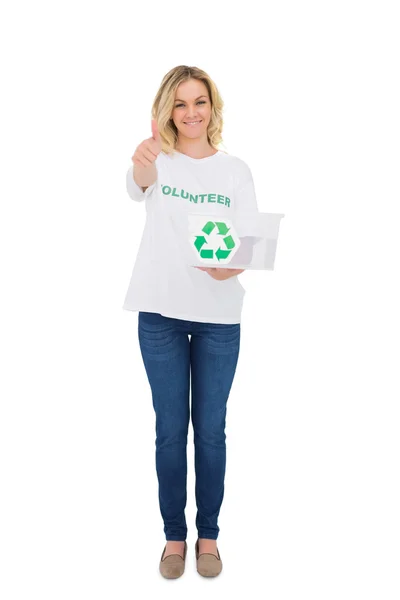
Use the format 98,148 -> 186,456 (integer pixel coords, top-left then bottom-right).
159,541 -> 187,579
195,539 -> 223,577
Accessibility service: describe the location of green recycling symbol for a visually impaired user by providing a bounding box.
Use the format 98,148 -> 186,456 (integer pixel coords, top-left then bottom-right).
192,219 -> 240,264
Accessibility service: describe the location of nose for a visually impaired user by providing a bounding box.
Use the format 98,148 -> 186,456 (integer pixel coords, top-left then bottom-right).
185,108 -> 201,119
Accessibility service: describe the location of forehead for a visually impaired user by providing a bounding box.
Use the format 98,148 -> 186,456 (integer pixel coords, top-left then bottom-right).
174,79 -> 208,100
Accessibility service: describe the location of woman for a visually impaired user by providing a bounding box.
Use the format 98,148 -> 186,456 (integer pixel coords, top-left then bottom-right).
123,65 -> 259,578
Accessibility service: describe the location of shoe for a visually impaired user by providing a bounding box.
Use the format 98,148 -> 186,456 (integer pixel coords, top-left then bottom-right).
159,541 -> 187,579
195,539 -> 223,577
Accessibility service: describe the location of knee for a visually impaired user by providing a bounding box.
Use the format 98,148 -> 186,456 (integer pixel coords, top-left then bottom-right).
156,425 -> 189,451
193,428 -> 226,449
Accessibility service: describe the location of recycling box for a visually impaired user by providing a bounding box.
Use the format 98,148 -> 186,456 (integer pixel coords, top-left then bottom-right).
168,211 -> 285,270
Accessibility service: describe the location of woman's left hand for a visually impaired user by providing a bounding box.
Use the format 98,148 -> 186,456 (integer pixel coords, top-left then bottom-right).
194,266 -> 245,280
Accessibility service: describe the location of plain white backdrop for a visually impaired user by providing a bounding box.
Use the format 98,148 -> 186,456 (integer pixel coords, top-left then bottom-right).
1,0 -> 399,597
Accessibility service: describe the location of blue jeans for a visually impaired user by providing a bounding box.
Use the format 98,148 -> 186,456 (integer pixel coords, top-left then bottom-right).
138,311 -> 241,541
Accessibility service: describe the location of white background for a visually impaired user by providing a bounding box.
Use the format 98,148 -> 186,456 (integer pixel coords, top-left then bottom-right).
1,0 -> 399,597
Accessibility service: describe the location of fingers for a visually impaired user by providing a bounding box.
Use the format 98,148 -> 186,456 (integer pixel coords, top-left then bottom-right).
131,141 -> 158,167
131,120 -> 162,169
145,137 -> 161,156
132,153 -> 153,167
204,268 -> 222,280
194,266 -> 236,280
141,145 -> 158,163
132,157 -> 147,168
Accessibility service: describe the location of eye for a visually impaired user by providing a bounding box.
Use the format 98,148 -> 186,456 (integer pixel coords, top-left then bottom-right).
175,100 -> 206,108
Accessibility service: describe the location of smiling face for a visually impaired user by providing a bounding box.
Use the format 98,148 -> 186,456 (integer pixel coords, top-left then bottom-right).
171,78 -> 212,142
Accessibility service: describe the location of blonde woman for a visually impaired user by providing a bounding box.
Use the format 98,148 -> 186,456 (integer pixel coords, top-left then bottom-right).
123,65 -> 259,578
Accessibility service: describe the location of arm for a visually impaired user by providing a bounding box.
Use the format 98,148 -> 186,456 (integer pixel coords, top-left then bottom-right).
127,119 -> 161,201
133,162 -> 157,190
126,163 -> 158,202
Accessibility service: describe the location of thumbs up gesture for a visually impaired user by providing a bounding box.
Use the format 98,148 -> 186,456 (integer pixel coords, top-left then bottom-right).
132,119 -> 163,168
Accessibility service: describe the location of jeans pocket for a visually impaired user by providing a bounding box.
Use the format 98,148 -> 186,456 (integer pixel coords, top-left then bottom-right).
138,312 -> 180,359
206,325 -> 241,354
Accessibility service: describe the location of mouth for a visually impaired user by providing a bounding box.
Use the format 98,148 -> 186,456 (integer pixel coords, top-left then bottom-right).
184,120 -> 203,127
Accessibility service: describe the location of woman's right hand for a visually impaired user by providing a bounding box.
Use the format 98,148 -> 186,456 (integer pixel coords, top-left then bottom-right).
132,119 -> 162,168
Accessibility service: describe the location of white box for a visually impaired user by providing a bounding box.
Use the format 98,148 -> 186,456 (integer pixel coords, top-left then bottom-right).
168,211 -> 285,270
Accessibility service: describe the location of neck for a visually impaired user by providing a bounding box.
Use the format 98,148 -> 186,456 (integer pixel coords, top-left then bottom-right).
175,135 -> 216,159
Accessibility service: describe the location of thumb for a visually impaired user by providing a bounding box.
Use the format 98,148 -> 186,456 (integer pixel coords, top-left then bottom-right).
151,119 -> 161,144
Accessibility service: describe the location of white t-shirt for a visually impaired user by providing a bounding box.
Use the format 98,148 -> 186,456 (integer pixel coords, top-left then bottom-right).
122,149 -> 259,324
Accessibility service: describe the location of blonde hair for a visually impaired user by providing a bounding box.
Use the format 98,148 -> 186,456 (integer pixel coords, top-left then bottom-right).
151,65 -> 228,156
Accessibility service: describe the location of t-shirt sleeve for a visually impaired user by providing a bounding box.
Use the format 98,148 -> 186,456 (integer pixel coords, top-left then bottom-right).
234,161 -> 259,214
126,164 -> 157,202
